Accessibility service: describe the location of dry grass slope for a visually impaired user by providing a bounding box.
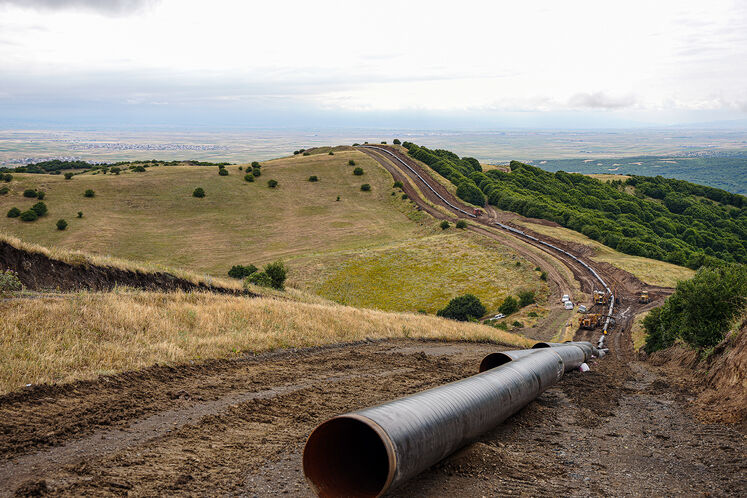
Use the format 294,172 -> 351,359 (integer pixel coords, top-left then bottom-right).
0,290 -> 532,394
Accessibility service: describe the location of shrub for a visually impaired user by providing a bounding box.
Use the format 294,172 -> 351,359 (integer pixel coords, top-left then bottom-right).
381,141 -> 387,144
228,264 -> 258,279
218,168 -> 229,176
440,220 -> 450,230
540,271 -> 548,281
251,161 -> 260,168
528,311 -> 539,317
56,219 -> 68,230
23,189 -> 37,198
534,266 -> 541,271
512,321 -> 524,328
244,174 -> 255,182
303,152 -> 310,156
218,164 -> 226,170
252,168 -> 261,177
515,261 -> 521,267
360,184 -> 371,191
308,175 -> 319,182
401,194 -> 408,200
293,150 -> 300,155
2,173 -> 11,182
246,271 -> 273,288
31,201 -> 47,217
64,172 -> 74,180
329,151 -> 334,155
0,269 -> 22,297
336,196 -> 340,201
393,180 -> 403,189
77,211 -> 83,218
518,290 -> 535,308
110,167 -> 121,175
437,294 -> 486,321
36,191 -> 45,200
268,179 -> 278,188
0,186 -> 8,195
20,210 -> 38,222
456,220 -> 467,229
348,160 -> 356,166
238,166 -> 243,171
393,139 -> 401,145
495,321 -> 509,330
7,207 -> 21,218
193,187 -> 205,198
264,261 -> 287,290
353,167 -> 364,176
498,296 -> 519,315
84,189 -> 95,198
132,165 -> 146,172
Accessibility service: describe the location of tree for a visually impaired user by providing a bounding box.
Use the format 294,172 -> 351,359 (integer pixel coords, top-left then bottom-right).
2,173 -> 11,182
456,220 -> 467,229
7,207 -> 21,218
329,151 -> 334,155
440,220 -> 450,230
246,271 -> 273,288
437,294 -> 486,321
56,219 -> 68,230
518,291 -> 535,308
498,296 -> 519,315
308,176 -> 319,182
244,173 -> 255,182
228,264 -> 258,279
193,187 -> 205,198
19,210 -> 38,222
77,211 -> 83,218
264,261 -> 287,290
110,167 -> 121,175
31,201 -> 47,217
393,180 -> 404,189
252,168 -> 261,177
218,168 -> 229,176
64,172 -> 74,180
23,189 -> 37,198
393,139 -> 401,145
348,160 -> 356,166
84,189 -> 95,198
360,184 -> 371,191
268,179 -> 278,188
456,181 -> 486,207
353,167 -> 364,176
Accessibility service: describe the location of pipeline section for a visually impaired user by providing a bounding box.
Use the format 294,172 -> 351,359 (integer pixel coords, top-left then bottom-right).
303,342 -> 597,497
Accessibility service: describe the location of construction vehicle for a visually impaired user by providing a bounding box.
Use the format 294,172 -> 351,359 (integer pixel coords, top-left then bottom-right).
638,290 -> 650,303
580,313 -> 602,329
473,208 -> 484,217
593,290 -> 610,305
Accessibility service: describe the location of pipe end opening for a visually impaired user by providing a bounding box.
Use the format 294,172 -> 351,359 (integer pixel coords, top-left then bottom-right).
478,353 -> 514,372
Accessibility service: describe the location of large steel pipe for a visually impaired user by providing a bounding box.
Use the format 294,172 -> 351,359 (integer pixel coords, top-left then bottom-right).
533,341 -> 597,361
481,344 -> 587,373
303,349 -> 564,497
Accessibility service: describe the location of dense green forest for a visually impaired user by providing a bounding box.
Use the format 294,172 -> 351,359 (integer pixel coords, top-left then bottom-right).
0,158 -> 231,174
538,153 -> 747,195
403,142 -> 747,269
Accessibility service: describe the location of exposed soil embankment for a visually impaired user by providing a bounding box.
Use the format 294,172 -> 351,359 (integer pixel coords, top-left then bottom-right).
0,241 -> 248,295
650,322 -> 747,429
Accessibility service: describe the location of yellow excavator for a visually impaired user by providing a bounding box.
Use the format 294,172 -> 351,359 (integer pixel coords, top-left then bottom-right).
638,290 -> 650,304
580,313 -> 602,329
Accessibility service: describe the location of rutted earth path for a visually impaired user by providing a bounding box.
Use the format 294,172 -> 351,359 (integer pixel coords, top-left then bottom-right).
1,340 -> 743,496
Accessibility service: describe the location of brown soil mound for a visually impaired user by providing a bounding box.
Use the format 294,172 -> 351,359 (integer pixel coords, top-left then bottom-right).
650,321 -> 747,429
0,240 -> 248,295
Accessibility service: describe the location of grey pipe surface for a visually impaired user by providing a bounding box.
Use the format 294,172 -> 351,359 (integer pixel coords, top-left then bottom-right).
531,342 -> 590,371
303,349 -> 565,497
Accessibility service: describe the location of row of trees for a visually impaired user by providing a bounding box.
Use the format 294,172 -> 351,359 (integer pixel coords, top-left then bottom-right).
403,142 -> 746,269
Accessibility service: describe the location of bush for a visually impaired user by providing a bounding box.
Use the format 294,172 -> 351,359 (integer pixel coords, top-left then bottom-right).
31,201 -> 47,217
56,219 -> 68,230
528,311 -> 538,317
534,266 -> 541,271
77,211 -> 83,218
218,168 -> 229,176
268,179 -> 278,188
238,166 -> 243,171
7,207 -> 21,218
308,175 -> 319,182
336,196 -> 340,201
23,189 -> 37,198
132,165 -> 146,172
456,220 -> 467,229
251,161 -> 260,168
84,189 -> 95,198
110,167 -> 121,175
329,151 -> 334,155
64,172 -> 74,180
353,167 -> 364,176
252,168 -> 261,177
0,186 -> 8,195
244,174 -> 254,182
0,269 -> 22,297
20,210 -> 38,222
36,191 -> 45,200
440,220 -> 450,230
495,321 -> 509,330
228,264 -> 258,279
512,321 -> 524,328
393,180 -> 404,189
348,160 -> 356,166
518,290 -> 535,308
393,139 -> 401,145
498,296 -> 519,315
401,194 -> 408,200
246,271 -> 273,288
264,261 -> 287,290
437,294 -> 486,321
381,141 -> 387,144
193,187 -> 205,198
540,271 -> 548,281
303,152 -> 310,156
2,173 -> 11,182
360,184 -> 371,191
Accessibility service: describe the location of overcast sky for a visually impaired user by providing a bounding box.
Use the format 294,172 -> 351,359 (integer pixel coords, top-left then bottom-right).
1,0 -> 746,129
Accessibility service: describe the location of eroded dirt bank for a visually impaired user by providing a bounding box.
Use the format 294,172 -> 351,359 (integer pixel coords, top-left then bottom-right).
1,339 -> 743,497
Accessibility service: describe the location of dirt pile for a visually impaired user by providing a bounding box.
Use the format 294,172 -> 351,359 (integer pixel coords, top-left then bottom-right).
650,321 -> 747,428
0,240 -> 248,295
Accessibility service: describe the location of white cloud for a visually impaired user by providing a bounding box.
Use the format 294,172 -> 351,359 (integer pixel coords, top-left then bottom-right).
0,0 -> 157,15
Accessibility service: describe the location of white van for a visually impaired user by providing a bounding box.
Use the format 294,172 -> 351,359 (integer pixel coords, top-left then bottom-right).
564,301 -> 574,310
561,294 -> 570,303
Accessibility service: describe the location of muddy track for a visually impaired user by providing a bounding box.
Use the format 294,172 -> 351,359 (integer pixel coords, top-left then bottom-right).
0,241 -> 249,295
1,339 -> 743,497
